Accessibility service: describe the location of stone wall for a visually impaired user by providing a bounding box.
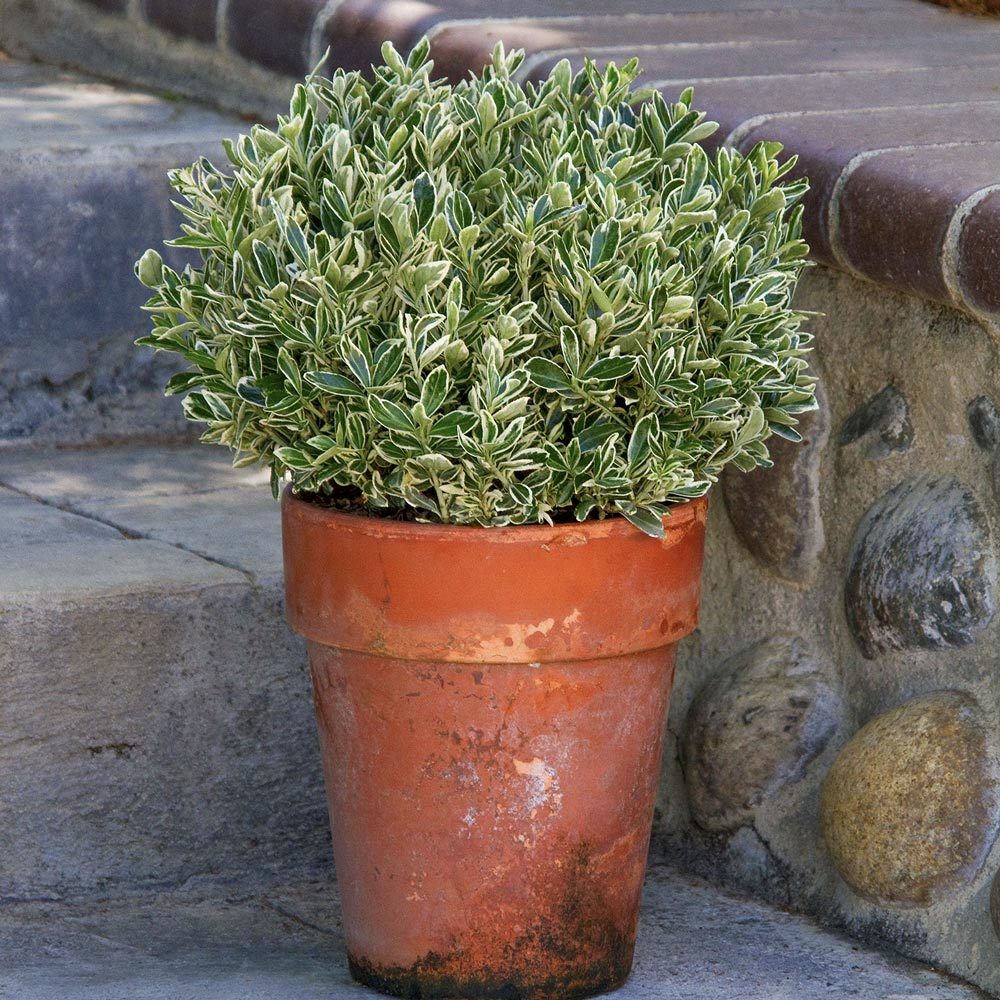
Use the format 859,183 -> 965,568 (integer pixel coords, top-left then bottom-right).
662,263 -> 1000,995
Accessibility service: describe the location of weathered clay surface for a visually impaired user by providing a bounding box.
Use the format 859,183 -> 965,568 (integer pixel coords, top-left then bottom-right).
721,383 -> 828,583
820,692 -> 999,906
967,394 -> 1000,451
844,476 -> 996,658
838,384 -> 914,458
289,489 -> 707,999
682,634 -> 842,832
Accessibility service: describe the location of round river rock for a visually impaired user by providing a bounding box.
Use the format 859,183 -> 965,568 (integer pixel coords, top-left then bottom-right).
820,691 -> 999,906
844,476 -> 996,659
682,633 -> 842,832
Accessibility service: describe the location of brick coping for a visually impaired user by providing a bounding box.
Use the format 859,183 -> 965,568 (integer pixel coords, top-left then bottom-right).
78,0 -> 1000,323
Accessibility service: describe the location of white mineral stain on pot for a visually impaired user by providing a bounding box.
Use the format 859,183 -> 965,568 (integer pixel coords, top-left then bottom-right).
514,757 -> 563,813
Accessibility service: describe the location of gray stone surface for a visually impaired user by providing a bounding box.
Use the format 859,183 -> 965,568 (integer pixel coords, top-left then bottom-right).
1,537 -> 244,601
0,59 -> 241,446
0,445 -> 279,576
0,866 -> 983,1000
0,486 -> 121,544
78,487 -> 284,578
0,443 -> 270,502
844,476 -> 997,659
992,870 -> 1000,941
682,634 -> 842,833
0,445 -> 324,900
838,384 -> 914,459
720,383 -> 828,584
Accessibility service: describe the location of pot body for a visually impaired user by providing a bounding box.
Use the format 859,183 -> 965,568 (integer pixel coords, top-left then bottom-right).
282,493 -> 708,999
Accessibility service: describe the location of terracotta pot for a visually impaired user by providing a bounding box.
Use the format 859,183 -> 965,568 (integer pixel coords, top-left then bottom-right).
282,490 -> 708,1000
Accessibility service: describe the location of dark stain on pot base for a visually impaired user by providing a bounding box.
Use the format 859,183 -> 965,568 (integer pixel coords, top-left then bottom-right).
349,950 -> 629,1000
349,940 -> 630,1000
348,843 -> 634,1000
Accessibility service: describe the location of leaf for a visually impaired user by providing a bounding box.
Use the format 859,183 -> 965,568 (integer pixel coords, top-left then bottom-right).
584,355 -> 635,383
588,219 -> 621,270
377,214 -> 401,256
619,503 -> 666,538
169,233 -> 223,249
525,358 -> 572,391
136,249 -> 163,287
413,260 -> 450,295
420,366 -> 451,416
251,241 -> 280,286
413,172 -> 435,229
275,447 -> 313,470
343,345 -> 372,387
447,191 -> 474,232
161,370 -> 201,397
322,180 -> 352,223
305,370 -> 365,397
276,347 -> 301,392
628,414 -> 656,465
576,422 -> 618,452
286,222 -> 310,266
372,341 -> 406,385
413,453 -> 452,474
369,396 -> 416,431
431,410 -> 476,440
768,423 -> 803,443
236,377 -> 266,407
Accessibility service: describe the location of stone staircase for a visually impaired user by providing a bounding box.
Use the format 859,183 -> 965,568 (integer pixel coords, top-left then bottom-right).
4,3 -> 1000,997
0,442 -> 329,904
0,55 -> 234,445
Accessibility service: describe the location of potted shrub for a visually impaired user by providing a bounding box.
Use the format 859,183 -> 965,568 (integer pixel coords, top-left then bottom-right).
136,39 -> 812,999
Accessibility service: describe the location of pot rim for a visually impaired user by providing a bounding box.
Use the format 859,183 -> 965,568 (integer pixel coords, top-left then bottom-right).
283,485 -> 707,543
282,487 -> 708,662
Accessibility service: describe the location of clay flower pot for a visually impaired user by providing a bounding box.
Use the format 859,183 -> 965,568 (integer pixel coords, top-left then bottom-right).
282,489 -> 708,1000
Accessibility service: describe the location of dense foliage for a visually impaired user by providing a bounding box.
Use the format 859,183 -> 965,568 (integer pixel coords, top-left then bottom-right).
136,40 -> 814,535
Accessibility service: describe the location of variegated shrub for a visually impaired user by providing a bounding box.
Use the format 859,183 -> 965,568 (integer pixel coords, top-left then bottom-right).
136,39 -> 814,535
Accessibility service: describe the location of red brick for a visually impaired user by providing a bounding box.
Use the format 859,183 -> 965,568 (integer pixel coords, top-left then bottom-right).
143,0 -> 218,43
837,145 -> 1000,302
736,104 -> 1000,265
79,0 -> 127,11
227,0 -> 324,76
428,4 -> 985,82
958,190 -> 1000,315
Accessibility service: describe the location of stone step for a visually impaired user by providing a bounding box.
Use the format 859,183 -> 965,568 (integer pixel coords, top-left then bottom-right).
0,865 -> 983,999
0,443 -> 328,901
0,57 -> 240,447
